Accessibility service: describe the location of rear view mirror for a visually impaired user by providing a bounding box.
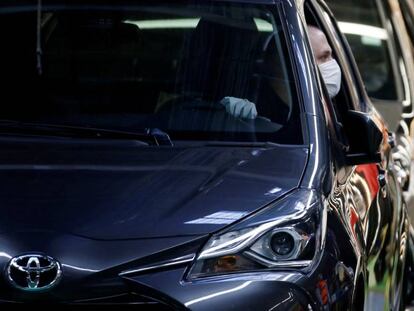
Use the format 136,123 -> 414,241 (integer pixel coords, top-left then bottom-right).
344,110 -> 383,165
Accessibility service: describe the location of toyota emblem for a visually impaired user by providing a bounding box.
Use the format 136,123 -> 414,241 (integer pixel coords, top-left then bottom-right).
6,254 -> 62,291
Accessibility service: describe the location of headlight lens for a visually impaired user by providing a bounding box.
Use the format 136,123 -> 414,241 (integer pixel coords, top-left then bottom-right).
270,231 -> 296,256
249,227 -> 310,261
188,191 -> 324,279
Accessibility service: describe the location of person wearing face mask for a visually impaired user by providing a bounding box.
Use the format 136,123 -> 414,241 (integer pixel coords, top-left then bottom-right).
220,25 -> 342,120
307,25 -> 342,98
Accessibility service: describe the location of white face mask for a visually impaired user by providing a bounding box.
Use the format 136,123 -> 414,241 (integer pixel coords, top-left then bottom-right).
319,59 -> 342,98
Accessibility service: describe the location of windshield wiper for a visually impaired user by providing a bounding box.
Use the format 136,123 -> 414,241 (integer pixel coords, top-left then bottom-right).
0,120 -> 173,146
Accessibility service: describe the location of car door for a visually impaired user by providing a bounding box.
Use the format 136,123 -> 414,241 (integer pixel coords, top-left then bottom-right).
305,1 -> 408,310
327,0 -> 414,213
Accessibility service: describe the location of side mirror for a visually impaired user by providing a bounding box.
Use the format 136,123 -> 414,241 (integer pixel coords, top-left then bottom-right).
344,110 -> 383,165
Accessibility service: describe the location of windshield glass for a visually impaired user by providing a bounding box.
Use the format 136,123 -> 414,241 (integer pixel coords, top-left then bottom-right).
0,1 -> 302,144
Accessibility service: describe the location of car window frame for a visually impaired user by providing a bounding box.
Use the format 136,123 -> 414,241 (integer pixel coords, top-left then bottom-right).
276,1 -> 314,145
300,1 -> 354,151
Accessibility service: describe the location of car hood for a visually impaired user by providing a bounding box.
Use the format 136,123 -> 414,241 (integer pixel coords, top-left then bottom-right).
0,138 -> 308,239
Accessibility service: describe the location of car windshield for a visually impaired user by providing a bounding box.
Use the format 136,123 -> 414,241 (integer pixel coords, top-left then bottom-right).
0,1 -> 303,144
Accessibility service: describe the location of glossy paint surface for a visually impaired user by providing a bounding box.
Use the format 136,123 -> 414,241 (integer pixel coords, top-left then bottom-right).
0,138 -> 307,239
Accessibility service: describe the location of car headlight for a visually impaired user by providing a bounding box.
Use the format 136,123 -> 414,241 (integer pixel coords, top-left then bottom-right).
188,190 -> 326,278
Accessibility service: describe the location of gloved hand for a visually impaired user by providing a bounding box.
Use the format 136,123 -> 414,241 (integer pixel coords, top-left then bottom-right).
220,97 -> 258,119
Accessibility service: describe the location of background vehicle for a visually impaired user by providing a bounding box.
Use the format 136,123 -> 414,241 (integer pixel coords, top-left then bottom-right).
0,0 -> 411,310
399,0 -> 414,54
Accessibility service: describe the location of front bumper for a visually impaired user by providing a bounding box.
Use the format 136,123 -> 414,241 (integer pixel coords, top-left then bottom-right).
121,245 -> 352,311
126,269 -> 313,311
0,235 -> 353,310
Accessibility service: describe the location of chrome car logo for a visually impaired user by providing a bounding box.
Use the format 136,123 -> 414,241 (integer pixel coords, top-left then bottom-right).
6,254 -> 62,291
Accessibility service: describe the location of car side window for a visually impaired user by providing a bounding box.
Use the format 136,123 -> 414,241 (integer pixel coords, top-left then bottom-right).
315,6 -> 365,111
304,2 -> 377,152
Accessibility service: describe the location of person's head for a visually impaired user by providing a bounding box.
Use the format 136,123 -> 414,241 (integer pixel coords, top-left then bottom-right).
307,25 -> 342,98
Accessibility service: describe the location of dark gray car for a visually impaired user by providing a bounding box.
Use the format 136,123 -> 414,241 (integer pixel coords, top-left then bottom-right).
0,0 -> 411,310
